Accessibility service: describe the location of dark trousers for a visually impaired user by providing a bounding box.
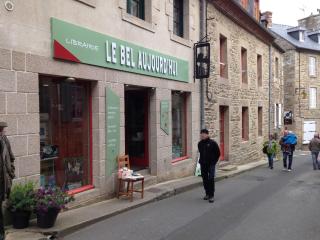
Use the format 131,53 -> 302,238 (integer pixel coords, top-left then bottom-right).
311,152 -> 320,170
201,164 -> 215,197
267,154 -> 274,168
283,152 -> 293,169
0,201 -> 4,240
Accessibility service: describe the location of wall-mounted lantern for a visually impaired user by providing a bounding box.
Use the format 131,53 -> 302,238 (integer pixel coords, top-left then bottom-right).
194,42 -> 210,79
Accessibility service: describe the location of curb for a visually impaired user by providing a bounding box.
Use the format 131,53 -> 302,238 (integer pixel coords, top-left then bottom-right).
59,160 -> 268,237
7,159 -> 268,240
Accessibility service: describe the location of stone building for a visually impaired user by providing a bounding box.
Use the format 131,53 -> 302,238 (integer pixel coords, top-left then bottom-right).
271,13 -> 320,149
204,0 -> 284,165
0,0 -> 200,204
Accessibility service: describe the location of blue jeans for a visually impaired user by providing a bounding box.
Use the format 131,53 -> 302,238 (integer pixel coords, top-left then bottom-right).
311,152 -> 320,170
283,152 -> 293,169
267,154 -> 274,168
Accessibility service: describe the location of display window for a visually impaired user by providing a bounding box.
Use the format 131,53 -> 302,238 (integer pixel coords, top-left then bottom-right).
39,77 -> 92,192
171,92 -> 187,161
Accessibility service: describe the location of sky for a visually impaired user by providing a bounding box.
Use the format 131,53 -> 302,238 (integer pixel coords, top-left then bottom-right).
260,0 -> 320,26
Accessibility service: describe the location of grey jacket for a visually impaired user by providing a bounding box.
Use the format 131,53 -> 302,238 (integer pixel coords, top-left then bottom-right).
309,137 -> 320,152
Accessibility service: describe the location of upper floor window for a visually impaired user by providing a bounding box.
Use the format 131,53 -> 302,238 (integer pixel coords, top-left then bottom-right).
173,0 -> 184,38
257,54 -> 262,87
241,47 -> 248,84
275,57 -> 279,79
241,0 -> 248,9
220,35 -> 228,79
254,0 -> 260,20
127,0 -> 145,20
309,56 -> 316,77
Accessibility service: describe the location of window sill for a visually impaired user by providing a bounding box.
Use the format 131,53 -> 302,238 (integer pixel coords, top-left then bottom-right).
172,156 -> 190,164
74,0 -> 96,8
241,83 -> 249,89
68,185 -> 94,195
121,10 -> 155,33
217,76 -> 230,84
170,33 -> 192,48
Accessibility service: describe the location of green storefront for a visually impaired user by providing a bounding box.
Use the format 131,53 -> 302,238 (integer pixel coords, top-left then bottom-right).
39,17 -> 191,194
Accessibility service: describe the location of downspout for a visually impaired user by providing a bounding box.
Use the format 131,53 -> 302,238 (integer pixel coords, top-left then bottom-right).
298,51 -> 301,118
269,45 -> 272,137
200,0 -> 206,129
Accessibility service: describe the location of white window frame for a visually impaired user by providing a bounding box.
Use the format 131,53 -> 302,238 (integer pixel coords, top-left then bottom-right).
299,31 -> 305,42
274,103 -> 282,128
309,56 -> 316,77
309,87 -> 317,109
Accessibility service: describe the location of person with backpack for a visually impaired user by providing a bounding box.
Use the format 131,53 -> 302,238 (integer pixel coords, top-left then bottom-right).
279,130 -> 297,172
308,133 -> 320,170
263,134 -> 278,169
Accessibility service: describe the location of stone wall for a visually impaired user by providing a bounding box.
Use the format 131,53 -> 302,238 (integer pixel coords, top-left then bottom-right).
298,14 -> 320,30
0,48 -> 40,185
278,31 -> 320,149
204,4 -> 283,165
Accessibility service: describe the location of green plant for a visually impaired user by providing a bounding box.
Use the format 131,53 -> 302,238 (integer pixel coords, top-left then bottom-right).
7,182 -> 36,212
35,186 -> 75,214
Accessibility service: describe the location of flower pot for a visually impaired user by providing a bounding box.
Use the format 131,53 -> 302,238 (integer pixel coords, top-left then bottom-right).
11,210 -> 31,229
36,208 -> 60,228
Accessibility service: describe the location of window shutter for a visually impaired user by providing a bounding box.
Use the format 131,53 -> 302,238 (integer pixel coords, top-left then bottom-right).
309,57 -> 316,76
274,104 -> 277,128
278,104 -> 282,127
309,87 -> 317,109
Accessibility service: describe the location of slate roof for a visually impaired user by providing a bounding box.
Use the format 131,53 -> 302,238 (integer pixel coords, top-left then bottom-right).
271,24 -> 320,52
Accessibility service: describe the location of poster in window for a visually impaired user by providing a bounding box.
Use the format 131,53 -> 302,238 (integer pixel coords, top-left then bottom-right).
64,157 -> 84,190
160,100 -> 170,135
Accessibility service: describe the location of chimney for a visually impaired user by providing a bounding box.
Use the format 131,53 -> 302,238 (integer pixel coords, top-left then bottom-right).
261,11 -> 273,28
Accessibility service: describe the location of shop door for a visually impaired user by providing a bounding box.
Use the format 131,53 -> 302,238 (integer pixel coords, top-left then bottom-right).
125,89 -> 149,169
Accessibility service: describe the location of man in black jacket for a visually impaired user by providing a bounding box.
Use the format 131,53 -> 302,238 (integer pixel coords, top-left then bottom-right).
198,129 -> 220,203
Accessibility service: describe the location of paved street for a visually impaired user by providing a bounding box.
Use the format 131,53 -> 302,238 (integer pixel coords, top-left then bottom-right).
65,152 -> 320,240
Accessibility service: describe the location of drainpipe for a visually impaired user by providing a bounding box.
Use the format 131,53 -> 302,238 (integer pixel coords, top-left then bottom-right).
200,0 -> 206,129
269,45 -> 272,137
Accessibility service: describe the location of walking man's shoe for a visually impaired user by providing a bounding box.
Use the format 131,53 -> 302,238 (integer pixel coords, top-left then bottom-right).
287,169 -> 292,172
203,195 -> 209,200
209,197 -> 214,203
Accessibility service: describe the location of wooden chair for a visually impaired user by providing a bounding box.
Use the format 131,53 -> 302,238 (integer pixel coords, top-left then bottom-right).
117,155 -> 144,202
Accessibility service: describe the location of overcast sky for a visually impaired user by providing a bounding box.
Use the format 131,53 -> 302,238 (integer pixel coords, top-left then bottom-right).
260,0 -> 320,26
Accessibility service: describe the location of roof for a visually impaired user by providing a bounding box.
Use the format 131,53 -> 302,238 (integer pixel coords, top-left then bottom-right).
210,0 -> 275,45
271,24 -> 320,52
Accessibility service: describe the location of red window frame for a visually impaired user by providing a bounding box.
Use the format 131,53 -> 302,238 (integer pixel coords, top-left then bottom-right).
68,84 -> 94,195
241,47 -> 248,84
258,107 -> 263,137
242,107 -> 249,141
257,54 -> 262,87
220,34 -> 228,79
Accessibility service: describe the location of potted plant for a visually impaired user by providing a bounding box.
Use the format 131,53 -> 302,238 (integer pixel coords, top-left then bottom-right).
6,182 -> 35,229
34,186 -> 74,228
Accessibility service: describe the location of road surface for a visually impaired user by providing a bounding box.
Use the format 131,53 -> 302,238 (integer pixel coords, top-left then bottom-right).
65,152 -> 320,240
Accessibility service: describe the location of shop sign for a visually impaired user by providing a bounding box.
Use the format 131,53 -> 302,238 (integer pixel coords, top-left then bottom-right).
51,18 -> 189,82
284,111 -> 293,125
106,88 -> 120,176
160,100 -> 170,135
